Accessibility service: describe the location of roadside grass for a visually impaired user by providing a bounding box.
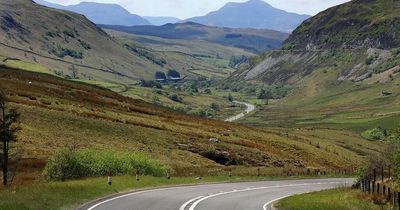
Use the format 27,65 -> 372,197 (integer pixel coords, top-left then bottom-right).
0,175 -> 355,210
275,188 -> 391,210
0,176 -> 230,210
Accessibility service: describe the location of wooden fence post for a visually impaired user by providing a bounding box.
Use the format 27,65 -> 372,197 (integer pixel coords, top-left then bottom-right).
383,185 -> 386,197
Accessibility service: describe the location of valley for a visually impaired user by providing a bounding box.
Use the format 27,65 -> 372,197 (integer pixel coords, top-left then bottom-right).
0,0 -> 399,209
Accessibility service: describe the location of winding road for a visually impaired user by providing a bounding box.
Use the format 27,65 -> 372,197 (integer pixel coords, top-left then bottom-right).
79,178 -> 353,210
225,101 -> 256,122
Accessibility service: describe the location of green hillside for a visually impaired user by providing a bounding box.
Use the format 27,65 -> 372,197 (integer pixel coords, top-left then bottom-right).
284,0 -> 400,50
0,0 -> 246,84
0,67 -> 381,185
232,0 -> 400,132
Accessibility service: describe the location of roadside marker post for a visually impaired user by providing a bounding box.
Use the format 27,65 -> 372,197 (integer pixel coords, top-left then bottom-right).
136,169 -> 140,181
107,171 -> 112,185
166,169 -> 171,180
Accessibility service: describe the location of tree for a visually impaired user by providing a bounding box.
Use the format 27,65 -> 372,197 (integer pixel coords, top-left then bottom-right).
228,94 -> 233,102
69,65 -> 79,79
155,71 -> 166,80
0,93 -> 20,186
167,69 -> 180,78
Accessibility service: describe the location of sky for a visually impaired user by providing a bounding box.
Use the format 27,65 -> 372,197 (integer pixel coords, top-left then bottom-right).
44,0 -> 351,19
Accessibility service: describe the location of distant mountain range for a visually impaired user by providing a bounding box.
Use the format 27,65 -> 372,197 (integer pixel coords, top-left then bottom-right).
144,16 -> 181,26
101,22 -> 289,54
34,0 -> 150,26
35,0 -> 309,32
183,0 -> 310,32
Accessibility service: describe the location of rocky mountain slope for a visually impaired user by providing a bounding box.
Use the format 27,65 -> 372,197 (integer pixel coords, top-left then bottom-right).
183,0 -> 310,32
284,0 -> 400,50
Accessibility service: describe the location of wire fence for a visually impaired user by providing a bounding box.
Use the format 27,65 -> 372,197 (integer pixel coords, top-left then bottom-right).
360,166 -> 399,209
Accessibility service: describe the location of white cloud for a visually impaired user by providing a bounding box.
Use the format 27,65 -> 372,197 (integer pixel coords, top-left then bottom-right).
44,0 -> 351,19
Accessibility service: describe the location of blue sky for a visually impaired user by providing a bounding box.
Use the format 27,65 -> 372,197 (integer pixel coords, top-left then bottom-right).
44,0 -> 350,19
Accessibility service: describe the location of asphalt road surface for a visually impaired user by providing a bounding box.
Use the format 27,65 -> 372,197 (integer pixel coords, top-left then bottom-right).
225,101 -> 256,122
81,178 -> 353,210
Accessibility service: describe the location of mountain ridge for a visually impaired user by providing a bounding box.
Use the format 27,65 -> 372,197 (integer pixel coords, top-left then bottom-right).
101,22 -> 289,54
183,0 -> 310,32
34,0 -> 150,26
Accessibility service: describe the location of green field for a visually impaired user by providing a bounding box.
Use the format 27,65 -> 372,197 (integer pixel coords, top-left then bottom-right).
239,51 -> 400,134
276,188 -> 391,210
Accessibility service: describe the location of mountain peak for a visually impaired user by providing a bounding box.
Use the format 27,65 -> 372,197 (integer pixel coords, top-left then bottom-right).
34,0 -> 150,26
184,0 -> 309,32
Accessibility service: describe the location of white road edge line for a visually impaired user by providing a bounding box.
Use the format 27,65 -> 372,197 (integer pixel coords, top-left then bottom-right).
87,185 -> 203,210
179,196 -> 204,210
262,195 -> 291,210
187,182 -> 349,210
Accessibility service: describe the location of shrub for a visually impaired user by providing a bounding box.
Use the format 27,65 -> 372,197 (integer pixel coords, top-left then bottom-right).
43,149 -> 168,181
361,127 -> 388,140
365,57 -> 375,66
42,148 -> 84,181
169,94 -> 183,103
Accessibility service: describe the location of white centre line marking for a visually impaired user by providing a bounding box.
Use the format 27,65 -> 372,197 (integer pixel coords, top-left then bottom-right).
179,196 -> 204,210
187,182 -> 349,210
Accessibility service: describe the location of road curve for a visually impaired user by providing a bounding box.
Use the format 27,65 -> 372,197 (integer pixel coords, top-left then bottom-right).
225,101 -> 256,122
79,178 -> 353,210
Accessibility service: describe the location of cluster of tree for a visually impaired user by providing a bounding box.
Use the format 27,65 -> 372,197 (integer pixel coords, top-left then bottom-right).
167,69 -> 181,78
179,77 -> 211,93
220,81 -> 290,100
154,70 -> 182,80
51,46 -> 83,59
124,43 -> 167,67
139,80 -> 162,89
229,55 -> 248,68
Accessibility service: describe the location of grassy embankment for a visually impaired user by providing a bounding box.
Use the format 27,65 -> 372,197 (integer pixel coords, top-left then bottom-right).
275,188 -> 391,210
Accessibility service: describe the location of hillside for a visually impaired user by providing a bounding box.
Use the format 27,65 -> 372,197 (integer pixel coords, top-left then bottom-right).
144,16 -> 181,26
284,0 -> 400,50
231,0 -> 400,131
34,0 -> 150,26
101,22 -> 289,54
183,0 -> 310,32
0,66 -> 382,184
0,0 -> 240,83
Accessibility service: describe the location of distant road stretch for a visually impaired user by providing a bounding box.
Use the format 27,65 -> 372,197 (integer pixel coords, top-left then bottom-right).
225,101 -> 256,122
80,178 -> 353,210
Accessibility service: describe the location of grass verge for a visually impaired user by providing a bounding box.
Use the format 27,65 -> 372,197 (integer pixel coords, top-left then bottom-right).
275,187 -> 391,210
